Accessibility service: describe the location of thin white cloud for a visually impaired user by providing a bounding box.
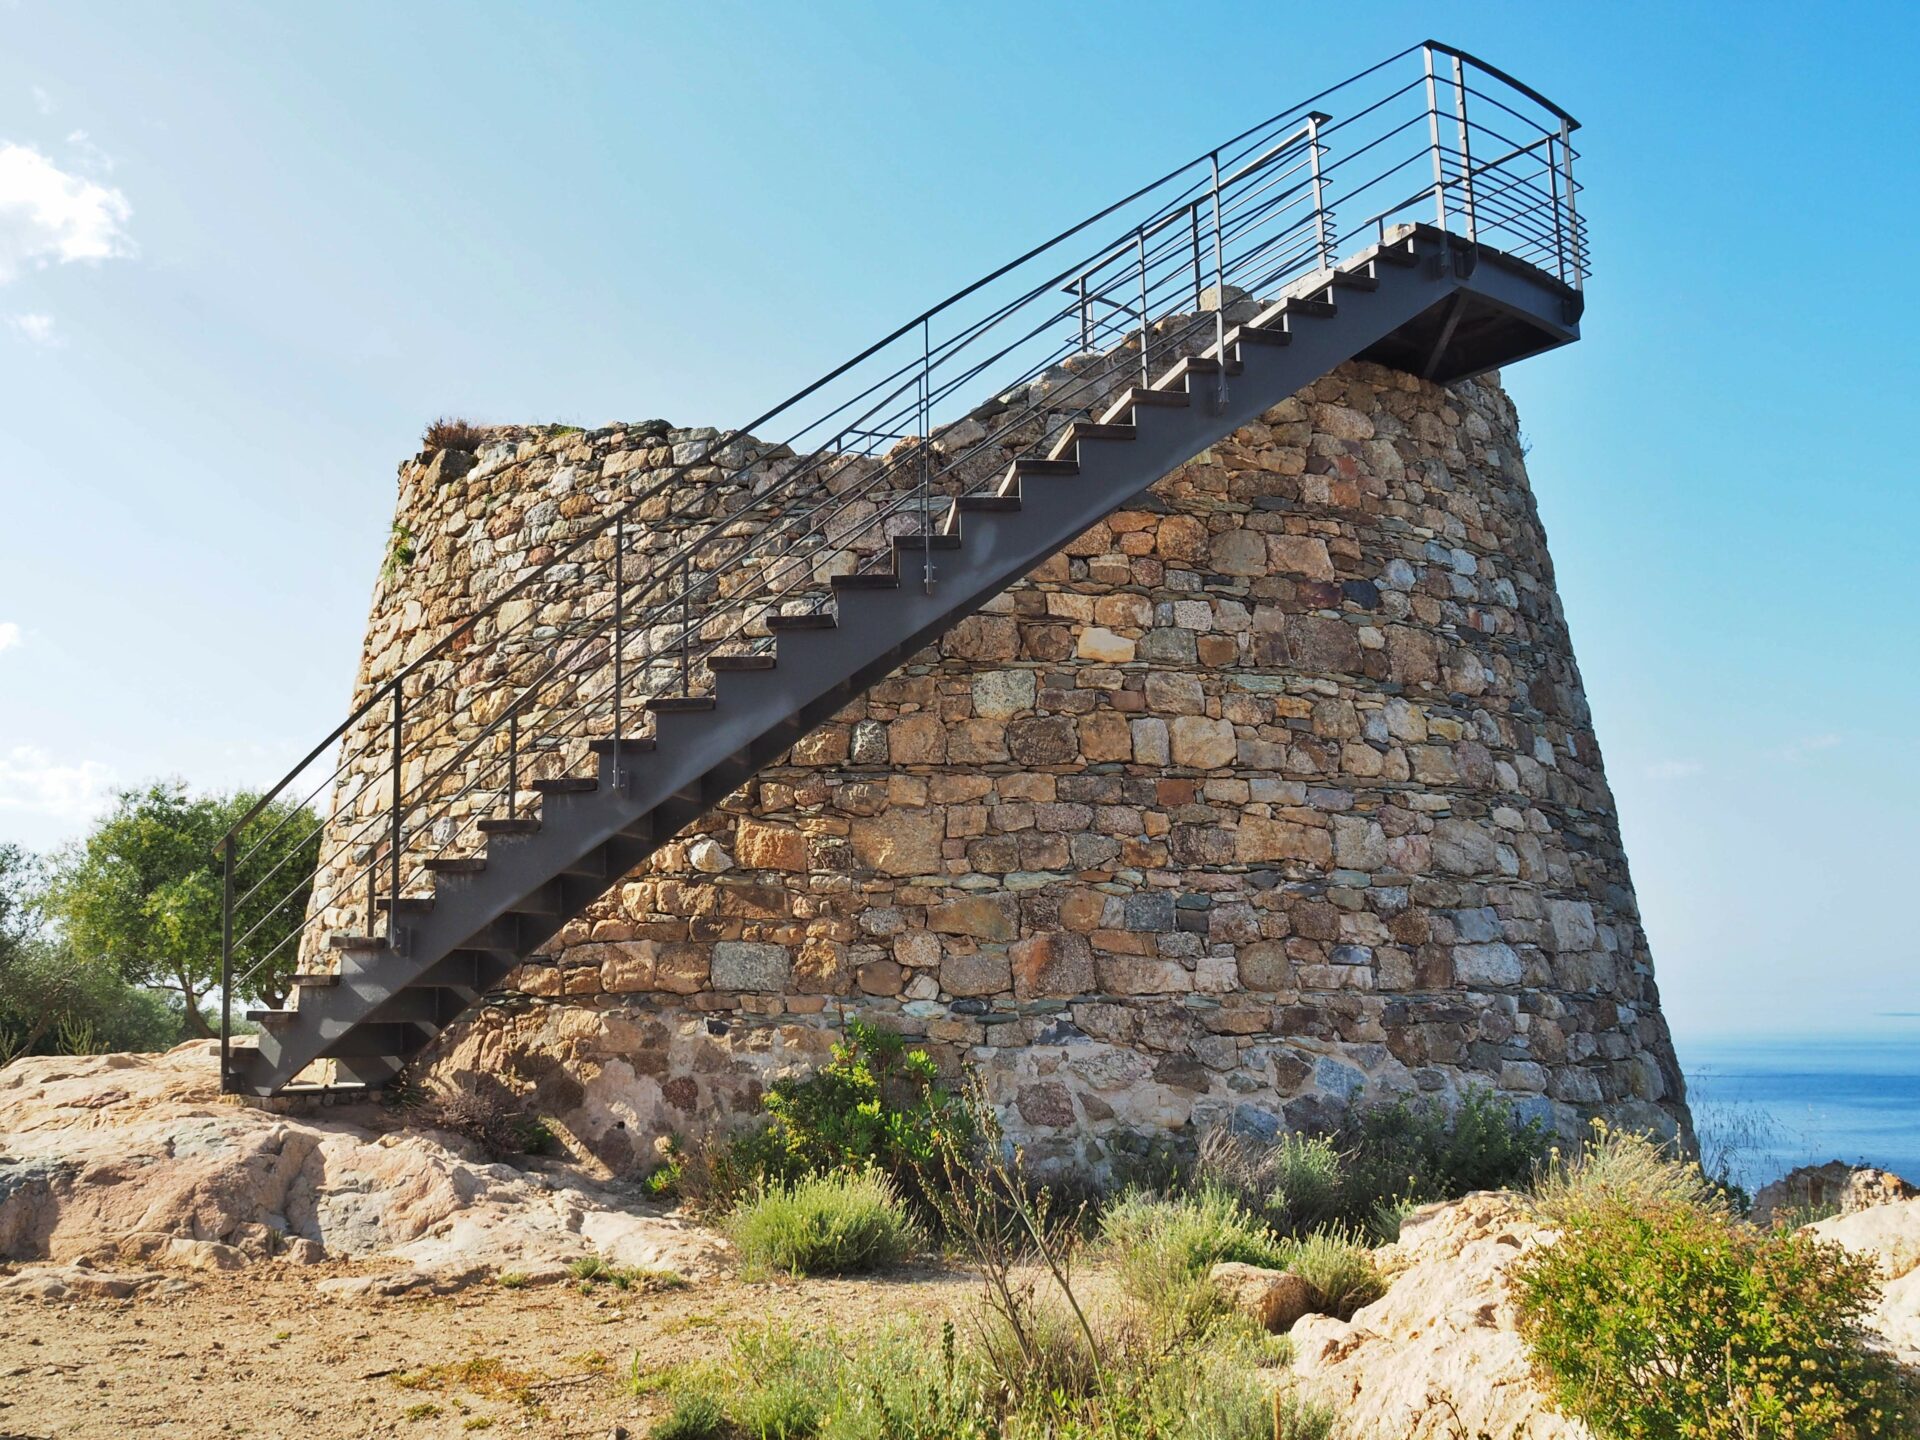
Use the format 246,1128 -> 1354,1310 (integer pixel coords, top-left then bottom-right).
0,744 -> 114,823
64,129 -> 114,174
1768,733 -> 1844,763
30,87 -> 53,117
8,311 -> 58,345
0,622 -> 19,653
1645,759 -> 1704,781
0,141 -> 134,283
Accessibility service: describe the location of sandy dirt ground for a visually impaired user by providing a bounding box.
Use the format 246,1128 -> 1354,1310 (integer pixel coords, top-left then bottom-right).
0,1260 -> 980,1440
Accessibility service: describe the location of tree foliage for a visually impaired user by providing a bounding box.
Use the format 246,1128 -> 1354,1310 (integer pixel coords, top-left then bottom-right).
42,782 -> 322,1036
0,842 -> 181,1062
1514,1130 -> 1919,1438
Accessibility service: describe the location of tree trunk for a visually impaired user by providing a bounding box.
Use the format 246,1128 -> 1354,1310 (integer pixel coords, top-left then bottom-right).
177,971 -> 212,1038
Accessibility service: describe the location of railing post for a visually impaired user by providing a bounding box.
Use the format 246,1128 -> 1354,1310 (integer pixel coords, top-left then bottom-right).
611,511 -> 625,788
1307,112 -> 1332,272
919,317 -> 934,592
1189,206 -> 1203,311
1546,133 -> 1566,285
1209,149 -> 1227,412
1423,45 -> 1448,230
1076,274 -> 1089,352
1450,54 -> 1476,243
1136,226 -> 1150,387
219,834 -> 234,1092
680,556 -> 692,695
507,708 -> 519,819
1558,118 -> 1580,290
388,679 -> 403,948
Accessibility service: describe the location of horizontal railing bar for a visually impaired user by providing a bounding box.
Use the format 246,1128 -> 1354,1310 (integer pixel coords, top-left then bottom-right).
1424,38 -> 1580,129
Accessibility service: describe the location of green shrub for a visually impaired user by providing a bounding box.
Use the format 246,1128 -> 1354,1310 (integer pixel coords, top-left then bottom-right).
1196,1128 -> 1345,1236
700,1019 -> 971,1215
1100,1185 -> 1292,1322
649,1391 -> 725,1440
1529,1120 -> 1723,1225
1185,1089 -> 1548,1246
667,1315 -> 1327,1440
1332,1086 -> 1549,1234
727,1170 -> 920,1277
1514,1181 -> 1917,1437
1285,1226 -> 1385,1320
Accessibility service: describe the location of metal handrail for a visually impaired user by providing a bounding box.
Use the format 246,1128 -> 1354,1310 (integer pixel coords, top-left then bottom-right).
217,41 -> 1588,1084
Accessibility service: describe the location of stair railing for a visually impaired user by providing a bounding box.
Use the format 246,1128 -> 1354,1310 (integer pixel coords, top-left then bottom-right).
215,40 -> 1586,1090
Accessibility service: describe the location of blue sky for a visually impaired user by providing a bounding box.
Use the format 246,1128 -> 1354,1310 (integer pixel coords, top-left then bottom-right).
0,1 -> 1914,1046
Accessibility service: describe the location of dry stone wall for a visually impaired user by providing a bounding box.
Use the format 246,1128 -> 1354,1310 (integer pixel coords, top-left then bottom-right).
336,360 -> 1690,1179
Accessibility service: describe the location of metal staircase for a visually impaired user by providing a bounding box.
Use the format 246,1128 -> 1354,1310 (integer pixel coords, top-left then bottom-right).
217,41 -> 1589,1096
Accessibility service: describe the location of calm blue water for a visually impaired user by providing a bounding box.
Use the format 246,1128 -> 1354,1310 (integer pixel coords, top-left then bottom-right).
1677,1032 -> 1920,1192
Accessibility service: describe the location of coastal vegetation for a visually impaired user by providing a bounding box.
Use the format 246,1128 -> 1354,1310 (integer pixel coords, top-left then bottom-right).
0,780 -> 318,1058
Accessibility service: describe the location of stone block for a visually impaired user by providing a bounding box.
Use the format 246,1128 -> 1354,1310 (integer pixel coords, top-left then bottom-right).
972,669 -> 1036,719
1006,715 -> 1078,766
1076,626 -> 1136,663
1169,715 -> 1236,768
1011,932 -> 1095,998
1235,814 -> 1332,865
735,819 -> 808,872
850,809 -> 943,876
1454,943 -> 1524,987
1266,535 -> 1334,581
929,894 -> 1020,941
942,951 -> 1012,997
711,941 -> 790,991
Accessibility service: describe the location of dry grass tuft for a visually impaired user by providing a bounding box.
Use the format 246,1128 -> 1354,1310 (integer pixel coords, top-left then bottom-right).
422,416 -> 488,452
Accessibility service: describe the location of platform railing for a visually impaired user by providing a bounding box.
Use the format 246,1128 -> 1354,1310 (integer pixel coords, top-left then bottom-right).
215,40 -> 1585,1087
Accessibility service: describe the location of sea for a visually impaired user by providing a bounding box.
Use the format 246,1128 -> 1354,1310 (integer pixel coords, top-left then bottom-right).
1676,1031 -> 1920,1193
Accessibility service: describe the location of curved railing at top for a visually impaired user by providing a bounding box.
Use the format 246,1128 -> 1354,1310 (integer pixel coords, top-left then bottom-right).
215,40 -> 1586,1078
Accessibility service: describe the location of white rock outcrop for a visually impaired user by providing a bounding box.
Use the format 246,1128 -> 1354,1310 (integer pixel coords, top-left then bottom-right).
1288,1192 -> 1593,1439
0,1042 -> 728,1289
1809,1195 -> 1920,1363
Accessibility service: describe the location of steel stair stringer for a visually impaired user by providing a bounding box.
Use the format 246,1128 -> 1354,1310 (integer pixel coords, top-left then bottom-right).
226,228 -> 1579,1097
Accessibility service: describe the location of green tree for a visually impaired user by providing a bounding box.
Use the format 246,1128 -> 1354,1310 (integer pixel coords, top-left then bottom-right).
44,782 -> 322,1037
0,843 -> 181,1061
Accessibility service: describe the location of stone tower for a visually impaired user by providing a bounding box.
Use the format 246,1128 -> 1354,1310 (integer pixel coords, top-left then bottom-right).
338,360 -> 1688,1178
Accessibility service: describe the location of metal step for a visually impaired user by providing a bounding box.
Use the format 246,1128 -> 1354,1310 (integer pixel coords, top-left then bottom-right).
320,1024 -> 419,1060
1233,324 -> 1294,348
588,736 -> 658,754
1100,387 -> 1193,424
478,817 -> 539,836
530,776 -> 598,794
1046,421 -> 1136,461
646,695 -> 717,713
708,654 -> 777,671
1277,296 -> 1337,319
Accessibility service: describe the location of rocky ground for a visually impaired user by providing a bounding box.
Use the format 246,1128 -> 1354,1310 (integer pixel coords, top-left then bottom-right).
4,1045 -> 1918,1439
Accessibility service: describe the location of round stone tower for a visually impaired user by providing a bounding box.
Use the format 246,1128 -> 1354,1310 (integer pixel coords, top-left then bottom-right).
344,360 -> 1687,1178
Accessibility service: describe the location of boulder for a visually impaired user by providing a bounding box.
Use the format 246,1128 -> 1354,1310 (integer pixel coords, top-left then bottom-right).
1752,1161 -> 1918,1227
1289,1192 -> 1595,1439
1809,1194 -> 1920,1363
0,1043 -> 729,1290
1209,1261 -> 1315,1332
